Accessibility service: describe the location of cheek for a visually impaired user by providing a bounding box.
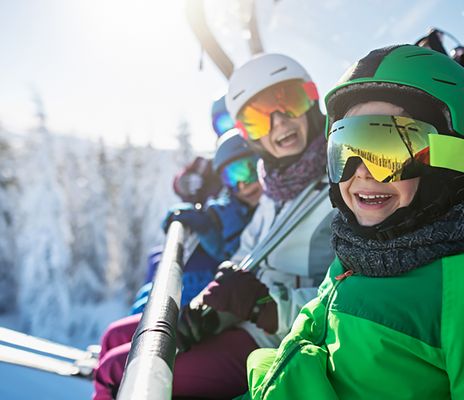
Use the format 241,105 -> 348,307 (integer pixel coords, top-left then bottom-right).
396,178 -> 420,207
254,182 -> 263,193
259,136 -> 273,153
297,115 -> 308,140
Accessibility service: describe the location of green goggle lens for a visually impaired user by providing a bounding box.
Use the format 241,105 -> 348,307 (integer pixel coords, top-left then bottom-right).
221,156 -> 259,190
327,115 -> 438,183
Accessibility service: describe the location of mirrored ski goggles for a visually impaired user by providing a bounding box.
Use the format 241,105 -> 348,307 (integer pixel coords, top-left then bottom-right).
236,79 -> 318,141
212,111 -> 235,137
327,115 -> 439,183
221,155 -> 259,190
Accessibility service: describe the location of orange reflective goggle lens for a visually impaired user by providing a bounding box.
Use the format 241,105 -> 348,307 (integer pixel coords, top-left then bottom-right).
236,79 -> 318,140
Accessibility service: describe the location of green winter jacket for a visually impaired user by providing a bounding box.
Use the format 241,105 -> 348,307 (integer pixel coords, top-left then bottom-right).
241,253 -> 464,400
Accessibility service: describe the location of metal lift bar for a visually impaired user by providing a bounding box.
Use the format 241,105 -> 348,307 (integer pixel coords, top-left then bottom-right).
117,221 -> 187,400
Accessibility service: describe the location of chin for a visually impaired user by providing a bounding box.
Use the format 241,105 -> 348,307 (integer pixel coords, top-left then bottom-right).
357,216 -> 385,227
277,147 -> 302,158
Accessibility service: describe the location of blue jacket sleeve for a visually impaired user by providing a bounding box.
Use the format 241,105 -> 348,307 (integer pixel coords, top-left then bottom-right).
204,192 -> 255,261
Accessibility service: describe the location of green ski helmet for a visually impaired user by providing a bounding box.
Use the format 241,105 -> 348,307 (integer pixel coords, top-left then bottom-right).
325,45 -> 464,239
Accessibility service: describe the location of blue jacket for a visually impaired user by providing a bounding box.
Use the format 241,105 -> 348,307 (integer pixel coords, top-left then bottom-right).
131,191 -> 256,314
203,191 -> 255,261
132,245 -> 218,313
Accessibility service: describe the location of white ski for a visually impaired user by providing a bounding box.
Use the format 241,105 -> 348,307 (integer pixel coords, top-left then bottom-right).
0,327 -> 100,379
0,327 -> 100,361
0,344 -> 96,378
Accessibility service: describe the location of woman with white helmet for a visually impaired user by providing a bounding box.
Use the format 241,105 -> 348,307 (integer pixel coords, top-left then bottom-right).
174,53 -> 335,399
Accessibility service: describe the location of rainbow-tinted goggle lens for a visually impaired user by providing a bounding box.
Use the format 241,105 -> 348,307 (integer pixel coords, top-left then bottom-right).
221,155 -> 259,190
212,111 -> 235,137
327,115 -> 440,183
236,79 -> 319,141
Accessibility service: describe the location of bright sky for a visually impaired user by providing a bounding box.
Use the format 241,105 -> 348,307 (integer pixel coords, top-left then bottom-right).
0,0 -> 463,151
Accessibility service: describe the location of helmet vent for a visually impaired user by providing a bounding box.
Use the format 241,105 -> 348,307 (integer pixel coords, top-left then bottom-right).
405,53 -> 433,58
432,77 -> 457,86
270,66 -> 287,75
232,90 -> 245,100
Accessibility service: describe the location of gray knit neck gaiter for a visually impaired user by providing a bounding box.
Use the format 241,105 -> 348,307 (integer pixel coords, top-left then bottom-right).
331,202 -> 464,277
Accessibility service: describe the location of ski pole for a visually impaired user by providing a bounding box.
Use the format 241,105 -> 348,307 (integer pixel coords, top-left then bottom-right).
117,221 -> 188,400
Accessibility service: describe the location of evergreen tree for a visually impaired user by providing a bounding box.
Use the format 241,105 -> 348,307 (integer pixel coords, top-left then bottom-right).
15,127 -> 72,342
0,134 -> 19,312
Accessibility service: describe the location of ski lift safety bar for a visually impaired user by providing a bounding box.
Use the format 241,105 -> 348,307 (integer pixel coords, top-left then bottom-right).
199,179 -> 330,337
240,178 -> 329,272
186,0 -> 234,78
117,221 -> 188,400
117,180 -> 329,399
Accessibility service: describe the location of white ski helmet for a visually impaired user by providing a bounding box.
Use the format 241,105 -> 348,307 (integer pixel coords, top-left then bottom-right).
226,53 -> 317,121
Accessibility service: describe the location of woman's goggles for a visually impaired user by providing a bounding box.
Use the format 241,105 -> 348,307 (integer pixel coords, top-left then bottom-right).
221,155 -> 259,190
236,79 -> 318,141
327,115 -> 439,183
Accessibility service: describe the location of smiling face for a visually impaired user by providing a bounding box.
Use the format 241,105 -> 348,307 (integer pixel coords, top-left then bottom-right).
258,112 -> 308,158
338,101 -> 420,226
235,180 -> 263,207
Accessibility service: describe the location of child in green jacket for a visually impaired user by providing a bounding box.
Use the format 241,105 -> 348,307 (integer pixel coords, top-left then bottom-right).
242,44 -> 464,400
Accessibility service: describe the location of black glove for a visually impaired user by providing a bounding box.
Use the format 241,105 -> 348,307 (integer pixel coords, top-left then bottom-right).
176,302 -> 220,353
202,266 -> 278,334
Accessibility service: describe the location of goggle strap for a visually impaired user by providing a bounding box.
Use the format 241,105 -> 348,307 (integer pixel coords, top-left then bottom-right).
235,121 -> 249,140
429,134 -> 464,173
302,81 -> 319,101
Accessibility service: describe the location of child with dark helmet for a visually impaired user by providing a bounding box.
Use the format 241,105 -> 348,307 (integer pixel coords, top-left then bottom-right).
240,44 -> 464,400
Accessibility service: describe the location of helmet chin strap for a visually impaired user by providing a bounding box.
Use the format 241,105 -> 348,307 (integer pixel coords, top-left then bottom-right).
330,168 -> 464,241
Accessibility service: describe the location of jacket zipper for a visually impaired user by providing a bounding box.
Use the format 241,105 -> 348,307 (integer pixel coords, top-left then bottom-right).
260,269 -> 353,399
315,269 -> 353,346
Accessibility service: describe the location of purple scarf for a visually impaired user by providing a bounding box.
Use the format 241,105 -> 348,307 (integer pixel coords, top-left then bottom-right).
258,134 -> 327,202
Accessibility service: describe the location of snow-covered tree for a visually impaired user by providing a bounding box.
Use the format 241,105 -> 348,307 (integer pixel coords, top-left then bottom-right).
0,133 -> 19,312
0,124 -> 191,344
15,128 -> 73,342
176,118 -> 194,163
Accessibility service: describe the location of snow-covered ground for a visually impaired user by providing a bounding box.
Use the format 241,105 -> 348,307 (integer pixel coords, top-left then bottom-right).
0,363 -> 93,400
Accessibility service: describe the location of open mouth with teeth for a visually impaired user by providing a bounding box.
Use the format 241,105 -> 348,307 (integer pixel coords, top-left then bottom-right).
356,193 -> 393,205
275,131 -> 298,147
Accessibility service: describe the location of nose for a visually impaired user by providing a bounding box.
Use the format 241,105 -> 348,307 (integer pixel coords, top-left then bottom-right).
355,162 -> 374,179
270,111 -> 289,129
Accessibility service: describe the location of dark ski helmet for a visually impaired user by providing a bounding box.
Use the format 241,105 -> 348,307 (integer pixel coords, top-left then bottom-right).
213,128 -> 255,173
325,44 -> 464,239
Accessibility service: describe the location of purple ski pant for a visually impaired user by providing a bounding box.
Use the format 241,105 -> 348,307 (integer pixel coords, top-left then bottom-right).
93,314 -> 258,400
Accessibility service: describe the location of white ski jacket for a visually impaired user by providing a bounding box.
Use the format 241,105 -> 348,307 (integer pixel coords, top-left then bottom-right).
231,180 -> 335,348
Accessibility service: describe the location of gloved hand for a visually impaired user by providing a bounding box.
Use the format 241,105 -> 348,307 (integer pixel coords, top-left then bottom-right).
161,202 -> 211,233
175,172 -> 204,198
176,301 -> 220,353
201,262 -> 278,334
